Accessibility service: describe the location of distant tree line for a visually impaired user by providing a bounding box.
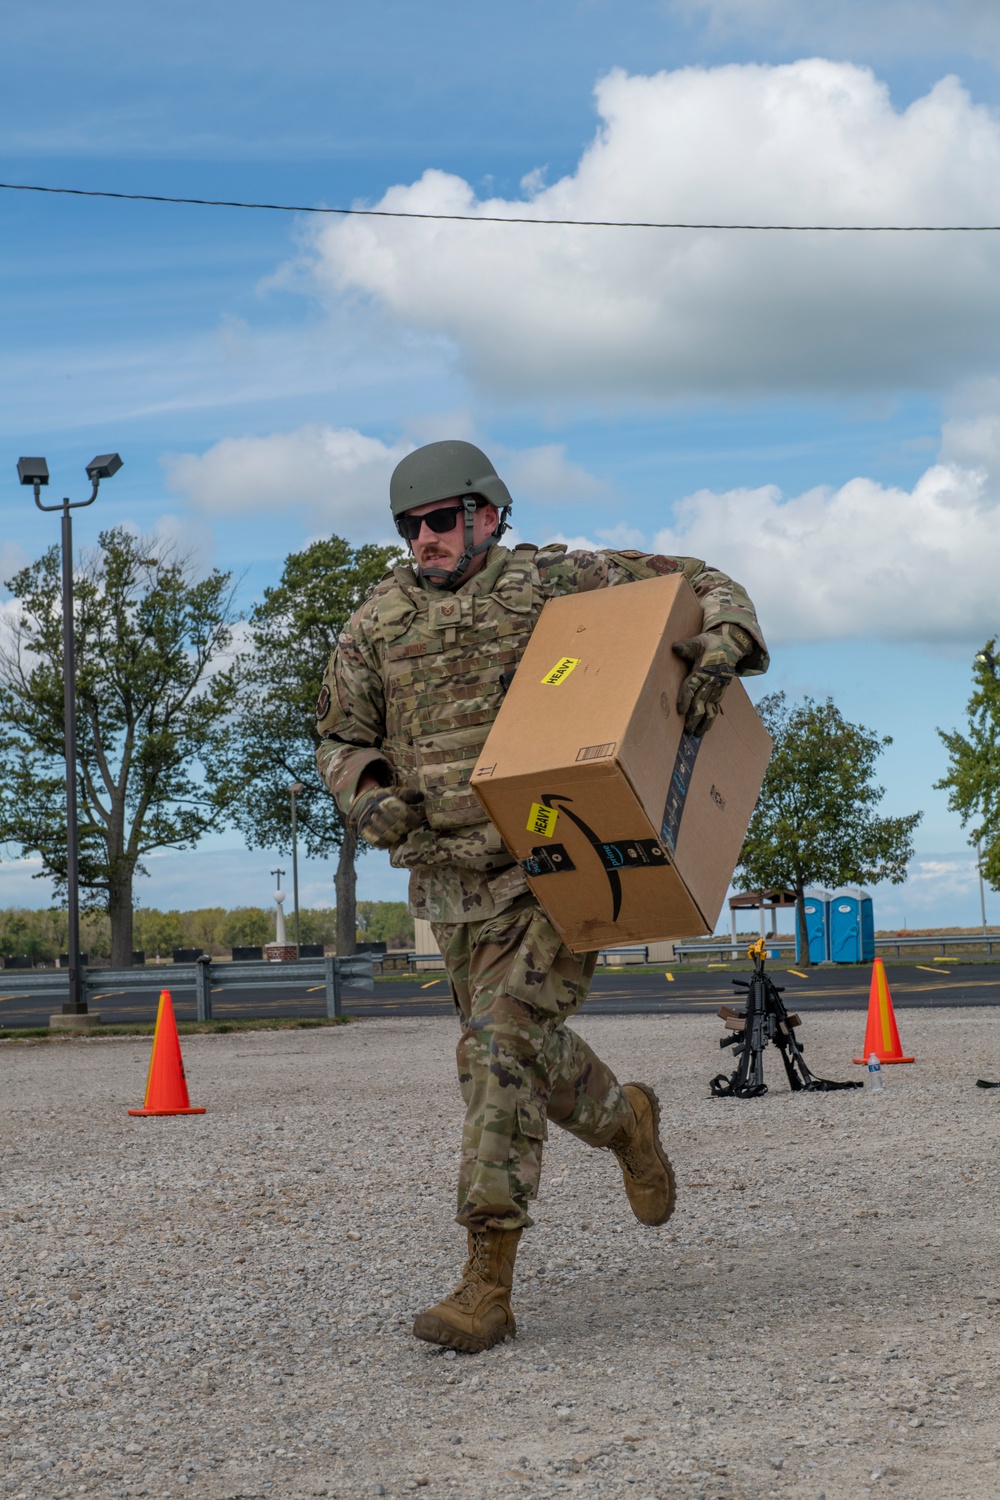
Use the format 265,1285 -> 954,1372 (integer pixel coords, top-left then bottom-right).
0,901 -> 413,963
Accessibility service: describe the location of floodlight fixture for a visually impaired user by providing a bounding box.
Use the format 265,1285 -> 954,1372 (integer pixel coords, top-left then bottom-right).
17,456 -> 49,486
14,444 -> 123,1017
85,453 -> 123,481
976,647 -> 998,679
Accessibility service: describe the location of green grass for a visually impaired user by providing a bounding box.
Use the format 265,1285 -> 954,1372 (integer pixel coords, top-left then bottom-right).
0,1016 -> 351,1043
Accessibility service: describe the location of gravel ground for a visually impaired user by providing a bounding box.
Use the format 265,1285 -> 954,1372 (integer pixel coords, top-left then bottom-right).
2,1009 -> 999,1500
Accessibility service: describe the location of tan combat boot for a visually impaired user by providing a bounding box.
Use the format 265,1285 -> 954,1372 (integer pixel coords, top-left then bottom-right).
412,1228 -> 521,1353
607,1082 -> 676,1226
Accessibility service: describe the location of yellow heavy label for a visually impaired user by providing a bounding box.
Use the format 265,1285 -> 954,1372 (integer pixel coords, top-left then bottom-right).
526,803 -> 559,838
541,656 -> 580,685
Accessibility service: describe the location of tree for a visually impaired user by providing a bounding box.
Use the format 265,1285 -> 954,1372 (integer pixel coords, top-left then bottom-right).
221,907 -> 273,949
0,528 -> 241,966
214,534 -> 403,955
356,899 -> 414,949
133,907 -> 184,960
736,693 -> 922,964
937,641 -> 1000,887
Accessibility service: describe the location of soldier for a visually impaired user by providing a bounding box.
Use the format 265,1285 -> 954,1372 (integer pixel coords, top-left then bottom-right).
316,440 -> 768,1353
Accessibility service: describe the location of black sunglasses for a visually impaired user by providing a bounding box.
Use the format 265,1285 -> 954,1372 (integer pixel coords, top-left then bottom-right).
395,501 -> 469,542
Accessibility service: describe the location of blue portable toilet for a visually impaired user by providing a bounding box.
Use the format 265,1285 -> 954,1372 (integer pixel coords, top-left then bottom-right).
795,889 -> 831,964
829,890 -> 874,963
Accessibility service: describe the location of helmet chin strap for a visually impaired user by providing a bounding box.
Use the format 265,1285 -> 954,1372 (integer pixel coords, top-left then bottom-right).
417,496 -> 501,589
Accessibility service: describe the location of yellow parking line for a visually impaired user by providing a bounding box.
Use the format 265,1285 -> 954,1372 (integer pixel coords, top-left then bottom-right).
787,969 -> 809,979
90,990 -> 125,1001
307,985 -> 325,993
914,965 -> 946,975
421,979 -> 441,989
664,972 -> 675,983
0,993 -> 29,1003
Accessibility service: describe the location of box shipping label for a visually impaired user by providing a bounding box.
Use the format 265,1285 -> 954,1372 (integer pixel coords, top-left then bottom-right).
540,656 -> 580,685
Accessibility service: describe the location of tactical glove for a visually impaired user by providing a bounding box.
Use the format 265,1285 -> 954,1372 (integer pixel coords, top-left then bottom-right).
352,785 -> 427,849
672,624 -> 754,738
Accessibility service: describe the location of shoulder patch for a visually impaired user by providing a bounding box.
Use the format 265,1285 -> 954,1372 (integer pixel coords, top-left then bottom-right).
648,554 -> 683,575
315,684 -> 331,721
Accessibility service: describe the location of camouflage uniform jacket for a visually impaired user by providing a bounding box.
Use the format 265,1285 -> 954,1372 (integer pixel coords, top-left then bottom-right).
316,542 -> 768,924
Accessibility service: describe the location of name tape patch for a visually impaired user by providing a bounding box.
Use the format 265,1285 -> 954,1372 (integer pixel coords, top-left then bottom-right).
541,656 -> 580,686
526,802 -> 560,838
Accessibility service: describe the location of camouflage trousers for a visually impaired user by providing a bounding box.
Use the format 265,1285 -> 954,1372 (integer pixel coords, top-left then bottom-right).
431,895 -> 632,1231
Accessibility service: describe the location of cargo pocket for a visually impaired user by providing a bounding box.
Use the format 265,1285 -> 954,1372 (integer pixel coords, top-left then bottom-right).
504,907 -> 588,1019
512,1094 -> 547,1208
516,1095 -> 548,1143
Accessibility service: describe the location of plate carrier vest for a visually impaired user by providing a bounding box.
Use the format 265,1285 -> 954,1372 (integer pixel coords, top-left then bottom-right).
373,547 -> 545,831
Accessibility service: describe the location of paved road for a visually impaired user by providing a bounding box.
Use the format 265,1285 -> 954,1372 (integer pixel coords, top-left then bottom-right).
1,960 -> 998,1029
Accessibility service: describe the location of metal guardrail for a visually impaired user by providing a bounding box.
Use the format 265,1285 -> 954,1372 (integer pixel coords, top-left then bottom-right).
873,933 -> 998,957
407,953 -> 445,971
675,933 -> 1000,961
0,954 -> 374,1021
674,941 -> 793,960
408,946 -> 656,970
597,947 -> 650,965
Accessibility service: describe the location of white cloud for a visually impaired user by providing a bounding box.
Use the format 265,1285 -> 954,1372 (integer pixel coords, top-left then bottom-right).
150,512 -> 217,570
653,455 -> 1000,644
304,61 -> 1000,400
162,412 -> 1000,648
0,541 -> 29,592
114,512 -> 219,576
0,595 -> 35,677
164,425 -> 412,536
940,388 -> 1000,472
887,853 -> 979,913
165,426 -> 609,537
497,443 -> 608,503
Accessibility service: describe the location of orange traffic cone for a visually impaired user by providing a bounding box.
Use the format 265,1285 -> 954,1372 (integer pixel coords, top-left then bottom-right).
853,959 -> 915,1064
128,991 -> 206,1115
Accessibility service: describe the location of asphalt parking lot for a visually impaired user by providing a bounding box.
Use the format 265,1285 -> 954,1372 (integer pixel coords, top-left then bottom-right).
1,959 -> 997,1028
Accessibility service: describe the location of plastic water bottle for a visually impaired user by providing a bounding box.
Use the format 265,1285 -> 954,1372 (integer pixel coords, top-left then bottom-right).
867,1052 -> 884,1091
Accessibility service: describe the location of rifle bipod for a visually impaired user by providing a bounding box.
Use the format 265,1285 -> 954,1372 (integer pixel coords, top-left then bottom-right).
709,940 -> 863,1099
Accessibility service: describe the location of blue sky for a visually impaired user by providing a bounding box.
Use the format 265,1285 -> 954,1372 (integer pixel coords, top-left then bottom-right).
4,0 -> 1000,931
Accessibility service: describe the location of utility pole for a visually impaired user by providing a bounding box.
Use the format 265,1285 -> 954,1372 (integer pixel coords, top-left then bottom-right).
976,832 -> 988,937
17,453 -> 122,1028
288,783 -> 305,956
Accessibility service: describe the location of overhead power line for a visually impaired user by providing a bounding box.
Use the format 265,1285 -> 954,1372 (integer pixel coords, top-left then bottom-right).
1,179 -> 999,231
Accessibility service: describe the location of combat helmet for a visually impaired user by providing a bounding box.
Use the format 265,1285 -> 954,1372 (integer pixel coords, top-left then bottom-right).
390,440 -> 512,587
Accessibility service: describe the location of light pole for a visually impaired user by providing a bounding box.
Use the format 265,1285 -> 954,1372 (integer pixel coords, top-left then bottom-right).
288,782 -> 305,956
975,831 -> 989,938
17,453 -> 122,1019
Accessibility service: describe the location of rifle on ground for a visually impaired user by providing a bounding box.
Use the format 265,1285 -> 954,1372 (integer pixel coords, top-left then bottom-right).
710,939 -> 863,1099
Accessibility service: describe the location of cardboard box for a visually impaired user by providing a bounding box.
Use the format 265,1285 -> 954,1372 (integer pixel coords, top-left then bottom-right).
471,574 -> 772,953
